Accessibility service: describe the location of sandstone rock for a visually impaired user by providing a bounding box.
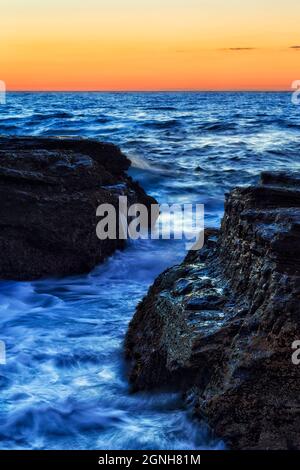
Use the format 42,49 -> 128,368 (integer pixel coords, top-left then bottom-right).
125,171 -> 300,449
0,136 -> 155,280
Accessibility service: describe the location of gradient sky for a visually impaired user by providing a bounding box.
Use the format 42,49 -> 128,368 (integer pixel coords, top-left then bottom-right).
1,0 -> 300,90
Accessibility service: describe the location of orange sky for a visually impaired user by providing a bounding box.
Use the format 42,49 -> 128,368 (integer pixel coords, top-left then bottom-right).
1,0 -> 300,91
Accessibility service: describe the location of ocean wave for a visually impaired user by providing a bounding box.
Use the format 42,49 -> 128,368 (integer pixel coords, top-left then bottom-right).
94,117 -> 111,124
30,111 -> 73,121
0,124 -> 19,131
144,106 -> 177,111
142,119 -> 181,129
129,154 -> 161,172
199,122 -> 237,132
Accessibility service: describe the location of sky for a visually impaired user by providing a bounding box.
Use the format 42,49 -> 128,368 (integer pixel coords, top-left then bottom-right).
0,0 -> 300,90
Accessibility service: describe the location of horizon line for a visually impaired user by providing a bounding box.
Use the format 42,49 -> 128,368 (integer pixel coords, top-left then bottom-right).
6,89 -> 292,93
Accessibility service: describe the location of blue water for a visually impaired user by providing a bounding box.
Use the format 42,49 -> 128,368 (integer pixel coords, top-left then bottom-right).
0,92 -> 299,449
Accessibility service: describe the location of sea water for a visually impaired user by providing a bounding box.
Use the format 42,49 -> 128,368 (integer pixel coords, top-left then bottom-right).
0,92 -> 299,449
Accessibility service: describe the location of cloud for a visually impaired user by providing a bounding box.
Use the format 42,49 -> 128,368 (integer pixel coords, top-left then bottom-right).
174,47 -> 257,54
290,46 -> 300,50
226,47 -> 256,51
216,47 -> 257,52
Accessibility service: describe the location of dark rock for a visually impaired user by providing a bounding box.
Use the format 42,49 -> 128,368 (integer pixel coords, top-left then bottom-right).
0,136 -> 156,280
185,295 -> 226,311
173,278 -> 193,296
125,171 -> 300,449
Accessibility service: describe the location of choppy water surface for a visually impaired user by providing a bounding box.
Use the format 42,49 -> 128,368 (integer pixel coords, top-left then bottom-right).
0,92 -> 299,449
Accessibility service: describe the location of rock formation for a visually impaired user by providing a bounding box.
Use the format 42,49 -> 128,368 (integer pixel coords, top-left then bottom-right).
125,171 -> 300,449
0,136 -> 155,280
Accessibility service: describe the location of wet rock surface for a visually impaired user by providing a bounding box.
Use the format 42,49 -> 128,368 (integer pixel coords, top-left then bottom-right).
125,172 -> 300,449
0,136 -> 155,280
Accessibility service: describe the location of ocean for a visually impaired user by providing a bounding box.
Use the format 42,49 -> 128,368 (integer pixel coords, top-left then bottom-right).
0,92 -> 299,449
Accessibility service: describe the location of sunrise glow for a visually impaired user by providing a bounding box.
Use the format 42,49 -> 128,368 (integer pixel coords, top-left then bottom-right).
1,0 -> 300,91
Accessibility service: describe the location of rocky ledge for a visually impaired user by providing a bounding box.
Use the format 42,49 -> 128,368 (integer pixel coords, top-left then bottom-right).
125,171 -> 300,450
0,136 -> 155,280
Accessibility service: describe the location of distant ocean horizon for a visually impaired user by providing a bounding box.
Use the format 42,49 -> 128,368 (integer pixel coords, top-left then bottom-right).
5,89 -> 293,92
